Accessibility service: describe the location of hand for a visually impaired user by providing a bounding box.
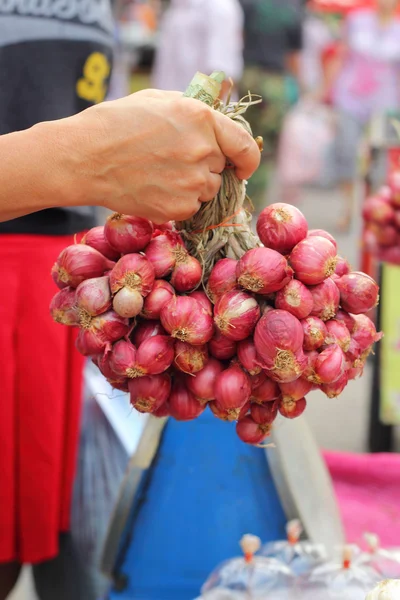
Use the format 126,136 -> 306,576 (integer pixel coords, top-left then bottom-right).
63,89 -> 260,223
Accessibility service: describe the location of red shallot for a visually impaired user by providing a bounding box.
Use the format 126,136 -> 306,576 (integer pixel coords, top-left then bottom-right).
290,236 -> 337,285
325,319 -> 351,352
169,380 -> 206,421
236,247 -> 293,294
207,258 -> 238,302
104,213 -> 153,254
129,373 -> 171,413
161,295 -> 213,345
75,276 -> 112,318
142,280 -> 175,320
174,341 -> 208,374
301,316 -> 327,351
236,415 -> 271,445
336,272 -> 379,314
52,245 -> 115,289
209,331 -> 237,360
81,225 -> 120,260
256,203 -> 308,254
308,229 -> 337,251
113,288 -> 144,318
314,344 -> 346,384
250,402 -> 278,425
275,279 -> 313,319
109,254 -> 155,297
237,338 -> 262,375
214,290 -> 260,341
76,310 -> 130,356
214,364 -> 251,410
50,287 -> 79,326
131,320 -> 166,346
279,397 -> 307,419
170,255 -> 202,292
309,278 -> 340,321
321,371 -> 349,398
250,372 -> 280,404
186,357 -> 223,401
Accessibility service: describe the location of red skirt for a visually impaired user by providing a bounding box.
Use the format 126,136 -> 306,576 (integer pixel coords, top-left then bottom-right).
0,234 -> 84,564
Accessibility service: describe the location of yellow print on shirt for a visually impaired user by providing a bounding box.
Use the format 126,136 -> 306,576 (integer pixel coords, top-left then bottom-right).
76,52 -> 111,104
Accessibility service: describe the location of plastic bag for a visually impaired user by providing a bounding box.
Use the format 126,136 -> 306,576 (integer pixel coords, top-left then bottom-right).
277,99 -> 336,189
200,534 -> 294,599
261,520 -> 327,576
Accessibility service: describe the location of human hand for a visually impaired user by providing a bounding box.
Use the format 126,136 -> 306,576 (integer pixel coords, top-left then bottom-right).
64,89 -> 260,223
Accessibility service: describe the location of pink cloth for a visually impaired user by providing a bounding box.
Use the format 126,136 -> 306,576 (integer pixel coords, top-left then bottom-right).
324,451 -> 400,548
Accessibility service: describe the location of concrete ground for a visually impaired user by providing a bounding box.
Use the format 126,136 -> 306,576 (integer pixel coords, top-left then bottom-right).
9,185 -> 375,600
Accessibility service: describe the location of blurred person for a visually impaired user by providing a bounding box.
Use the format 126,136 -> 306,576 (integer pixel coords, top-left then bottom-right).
152,0 -> 244,97
239,0 -> 304,208
325,0 -> 400,230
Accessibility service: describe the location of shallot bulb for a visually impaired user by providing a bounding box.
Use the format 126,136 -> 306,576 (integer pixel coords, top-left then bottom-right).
81,226 -> 120,260
279,379 -> 313,402
214,290 -> 260,341
190,291 -> 213,316
76,310 -> 130,356
207,258 -> 238,302
335,309 -> 356,334
161,296 -> 214,345
109,340 -> 137,378
250,402 -> 278,425
75,276 -> 112,319
336,272 -> 379,314
131,320 -> 166,346
170,255 -> 202,292
334,256 -> 351,277
209,331 -> 237,360
50,287 -> 79,326
321,371 -> 349,398
144,231 -> 186,278
169,380 -> 206,421
351,314 -> 383,351
279,398 -> 307,419
129,373 -> 171,413
303,350 -> 319,382
186,358 -> 223,401
142,280 -> 175,320
250,372 -> 280,404
275,280 -> 313,319
314,344 -> 346,384
325,319 -> 351,352
301,317 -> 327,351
113,288 -> 144,319
135,335 -> 174,376
369,223 -> 397,247
309,278 -> 340,321
236,415 -> 271,445
256,203 -> 308,254
254,309 -> 304,371
104,213 -> 153,254
52,245 -> 115,289
214,364 -> 251,410
209,401 -> 246,422
362,195 -> 394,224
307,229 -> 337,251
237,338 -> 262,375
236,248 -> 293,294
109,254 -> 155,297
265,349 -> 307,384
174,341 -> 208,374
290,236 -> 337,285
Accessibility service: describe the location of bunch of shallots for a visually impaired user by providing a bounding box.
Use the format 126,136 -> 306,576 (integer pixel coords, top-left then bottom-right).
50,203 -> 381,445
363,171 -> 400,264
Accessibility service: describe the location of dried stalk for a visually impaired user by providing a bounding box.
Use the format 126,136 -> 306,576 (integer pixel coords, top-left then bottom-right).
177,71 -> 262,279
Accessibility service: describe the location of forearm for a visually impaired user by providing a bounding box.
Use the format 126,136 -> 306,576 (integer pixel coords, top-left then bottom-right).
0,118 -> 90,222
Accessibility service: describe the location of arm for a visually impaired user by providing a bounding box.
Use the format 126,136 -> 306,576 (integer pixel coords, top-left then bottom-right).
0,89 -> 260,224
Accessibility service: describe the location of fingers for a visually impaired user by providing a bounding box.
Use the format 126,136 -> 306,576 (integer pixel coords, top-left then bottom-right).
212,110 -> 261,181
199,172 -> 222,203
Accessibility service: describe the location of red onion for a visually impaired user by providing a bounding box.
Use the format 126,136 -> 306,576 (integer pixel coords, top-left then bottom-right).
93,353 -> 116,380
113,288 -> 144,318
314,344 -> 346,384
135,335 -> 174,376
256,203 -> 308,254
303,350 -> 319,383
251,402 -> 278,425
335,309 -> 356,334
279,398 -> 307,419
346,337 -> 362,365
214,290 -> 260,341
362,195 -> 394,225
266,349 -> 307,383
75,276 -> 112,319
50,287 -> 79,326
144,231 -> 186,278
336,272 -> 379,314
236,415 -> 271,445
131,320 -> 166,346
190,291 -> 213,316
214,364 -> 251,410
209,401 -> 243,422
207,258 -> 238,302
104,213 -> 153,254
335,256 -> 351,277
236,248 -> 293,294
109,340 -> 137,378
107,378 -> 130,392
275,280 -> 313,319
174,341 -> 208,374
321,371 -> 349,398
129,373 -> 171,413
280,379 -> 313,402
325,319 -> 351,352
186,358 -> 223,401
309,278 -> 340,321
109,254 -> 155,297
169,380 -> 206,421
301,317 -> 327,351
153,403 -> 170,418
76,310 -> 130,356
161,296 -> 213,345
170,255 -> 202,292
237,339 -> 262,375
290,236 -> 337,285
81,226 -> 120,260
250,372 -> 280,404
254,309 -> 304,369
209,331 -> 237,360
52,245 -> 115,289
142,280 -> 175,320
351,314 -> 383,351
308,229 -> 337,251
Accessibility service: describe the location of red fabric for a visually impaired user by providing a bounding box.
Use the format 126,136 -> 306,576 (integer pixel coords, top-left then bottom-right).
0,234 -> 84,564
324,451 -> 400,548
